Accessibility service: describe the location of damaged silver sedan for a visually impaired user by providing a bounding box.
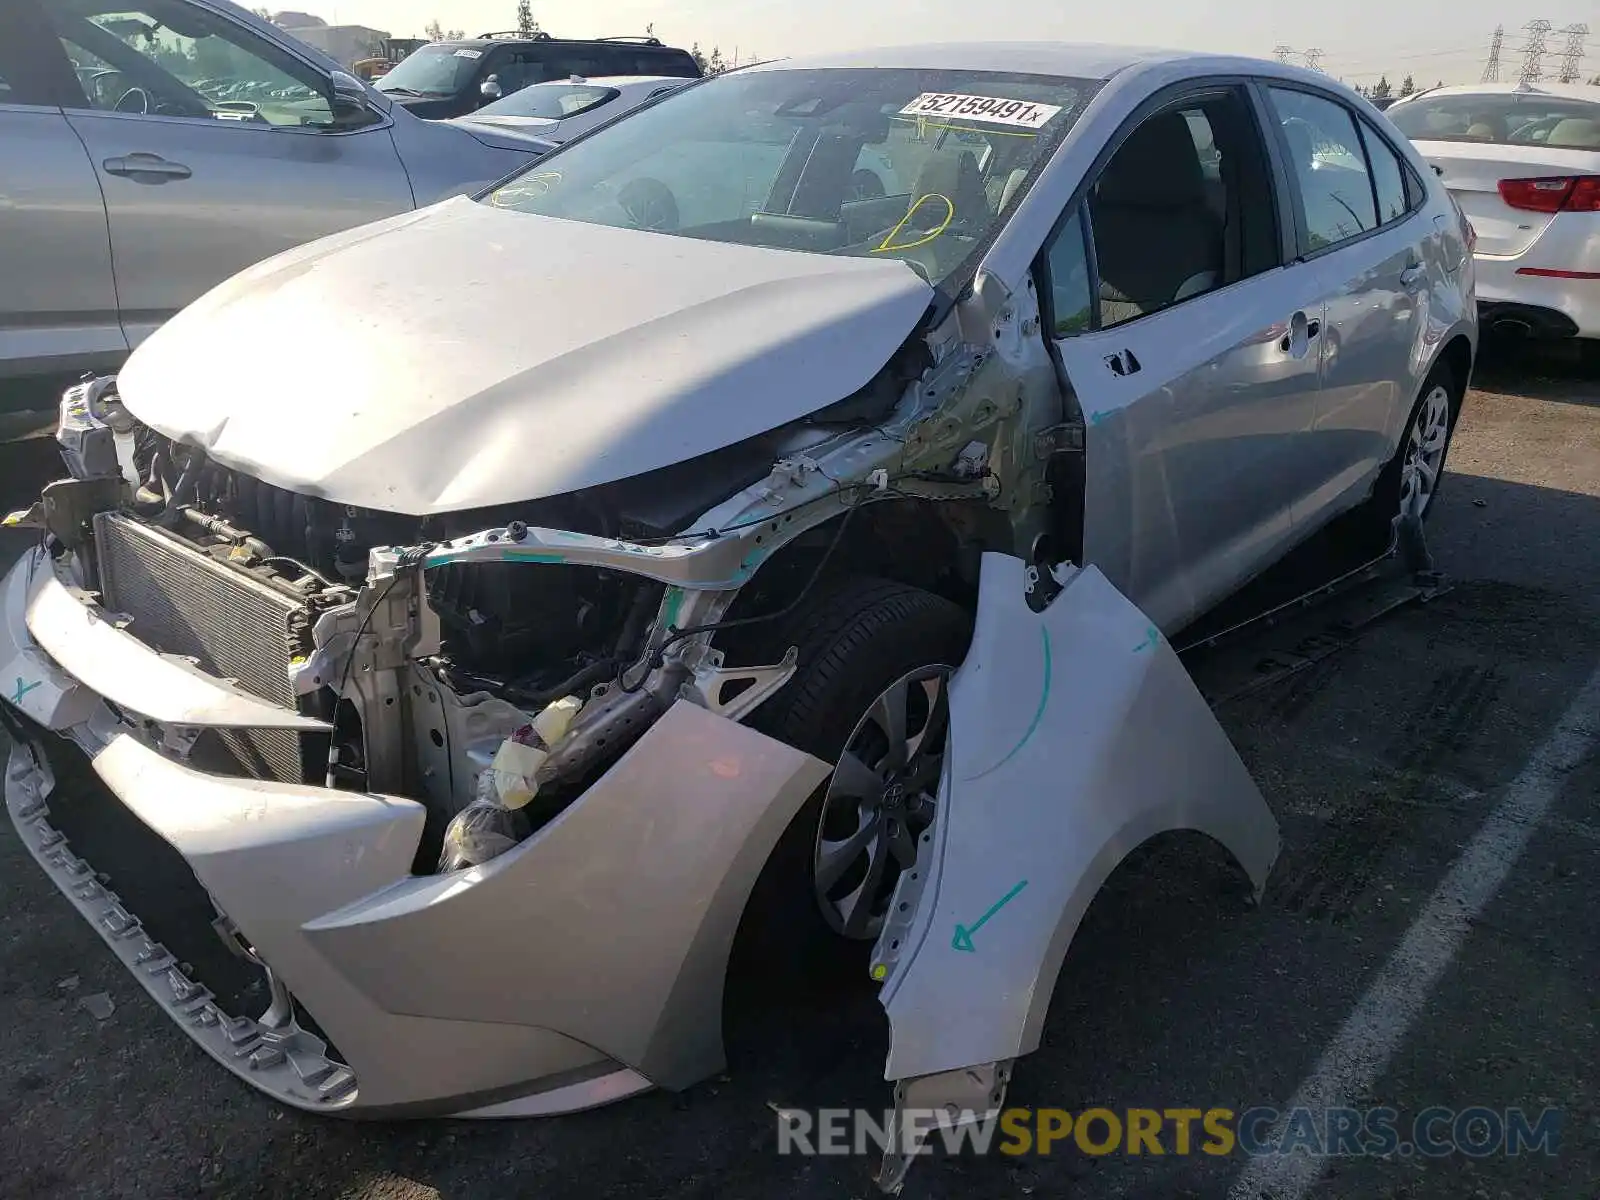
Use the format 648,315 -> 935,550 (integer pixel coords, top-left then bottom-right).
2,43 -> 1474,1192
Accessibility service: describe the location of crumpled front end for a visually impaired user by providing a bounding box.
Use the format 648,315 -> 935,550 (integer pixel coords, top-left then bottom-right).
0,381 -> 836,1116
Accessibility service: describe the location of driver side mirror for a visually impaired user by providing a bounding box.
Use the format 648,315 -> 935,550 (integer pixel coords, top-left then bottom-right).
480,75 -> 503,102
328,70 -> 377,129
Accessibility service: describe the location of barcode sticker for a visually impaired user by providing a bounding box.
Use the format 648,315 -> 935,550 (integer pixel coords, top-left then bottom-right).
899,92 -> 1063,129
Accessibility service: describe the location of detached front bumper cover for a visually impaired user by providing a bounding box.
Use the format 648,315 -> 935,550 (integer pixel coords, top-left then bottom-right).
1,544 -> 829,1117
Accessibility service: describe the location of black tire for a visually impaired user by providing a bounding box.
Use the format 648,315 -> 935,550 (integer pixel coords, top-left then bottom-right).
1372,357 -> 1462,533
731,577 -> 971,980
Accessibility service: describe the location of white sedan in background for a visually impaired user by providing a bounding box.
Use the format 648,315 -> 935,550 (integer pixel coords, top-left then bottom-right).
453,75 -> 691,145
1390,82 -> 1600,341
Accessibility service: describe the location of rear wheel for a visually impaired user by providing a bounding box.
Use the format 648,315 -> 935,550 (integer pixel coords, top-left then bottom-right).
1399,373 -> 1456,521
1370,360 -> 1461,541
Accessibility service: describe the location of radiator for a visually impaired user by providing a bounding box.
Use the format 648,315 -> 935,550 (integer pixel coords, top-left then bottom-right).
93,512 -> 310,782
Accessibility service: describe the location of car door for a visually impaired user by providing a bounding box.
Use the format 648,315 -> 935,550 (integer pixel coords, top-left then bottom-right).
0,1 -> 124,383
44,0 -> 416,347
1261,84 -> 1434,528
1043,83 -> 1327,633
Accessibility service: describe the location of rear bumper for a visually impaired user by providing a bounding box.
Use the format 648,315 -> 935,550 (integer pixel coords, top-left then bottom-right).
2,542 -> 827,1117
1475,222 -> 1600,339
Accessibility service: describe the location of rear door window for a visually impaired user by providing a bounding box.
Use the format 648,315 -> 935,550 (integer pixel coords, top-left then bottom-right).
1267,87 -> 1379,253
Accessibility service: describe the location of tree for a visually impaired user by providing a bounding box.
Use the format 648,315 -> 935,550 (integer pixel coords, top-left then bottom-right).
425,19 -> 463,41
516,1 -> 538,36
707,45 -> 725,74
1370,75 -> 1392,100
1399,74 -> 1415,97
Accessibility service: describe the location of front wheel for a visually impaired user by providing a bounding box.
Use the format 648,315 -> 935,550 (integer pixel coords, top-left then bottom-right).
744,577 -> 972,947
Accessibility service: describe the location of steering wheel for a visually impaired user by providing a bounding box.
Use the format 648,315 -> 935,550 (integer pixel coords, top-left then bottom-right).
115,86 -> 152,115
617,177 -> 680,232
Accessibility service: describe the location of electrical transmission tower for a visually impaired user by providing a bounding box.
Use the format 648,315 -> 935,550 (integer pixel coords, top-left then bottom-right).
1519,19 -> 1553,84
1273,45 -> 1295,64
1481,24 -> 1504,82
1303,47 -> 1325,72
1557,23 -> 1589,83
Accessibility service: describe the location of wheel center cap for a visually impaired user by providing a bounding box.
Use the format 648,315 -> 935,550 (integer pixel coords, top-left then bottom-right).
881,781 -> 907,810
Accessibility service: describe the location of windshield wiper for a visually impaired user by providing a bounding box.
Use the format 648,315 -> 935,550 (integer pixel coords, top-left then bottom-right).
380,85 -> 422,96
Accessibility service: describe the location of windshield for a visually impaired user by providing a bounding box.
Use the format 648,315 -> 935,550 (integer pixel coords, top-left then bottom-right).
479,82 -> 619,120
376,43 -> 482,95
483,67 -> 1092,286
1391,93 -> 1600,151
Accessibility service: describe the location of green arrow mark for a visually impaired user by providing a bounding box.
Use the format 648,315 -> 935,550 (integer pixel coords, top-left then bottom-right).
952,880 -> 1029,953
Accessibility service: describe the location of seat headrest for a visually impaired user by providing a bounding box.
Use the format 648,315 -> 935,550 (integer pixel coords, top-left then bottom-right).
908,150 -> 986,230
1097,112 -> 1205,208
1550,118 -> 1600,148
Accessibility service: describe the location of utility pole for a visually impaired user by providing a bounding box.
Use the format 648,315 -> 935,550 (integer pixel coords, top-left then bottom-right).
1273,44 -> 1295,64
1557,23 -> 1589,83
1520,19 -> 1553,85
1303,47 -> 1324,73
1481,24 -> 1503,82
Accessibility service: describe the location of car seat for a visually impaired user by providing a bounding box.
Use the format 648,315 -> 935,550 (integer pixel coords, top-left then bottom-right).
1090,111 -> 1224,325
1549,118 -> 1600,149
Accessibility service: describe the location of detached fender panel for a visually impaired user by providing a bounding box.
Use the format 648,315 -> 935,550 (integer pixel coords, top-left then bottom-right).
879,554 -> 1280,1082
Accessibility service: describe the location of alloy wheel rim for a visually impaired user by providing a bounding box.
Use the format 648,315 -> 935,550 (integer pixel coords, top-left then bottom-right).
812,665 -> 951,940
1400,385 -> 1451,520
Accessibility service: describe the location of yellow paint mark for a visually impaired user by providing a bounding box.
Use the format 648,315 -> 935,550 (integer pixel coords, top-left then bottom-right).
873,193 -> 954,254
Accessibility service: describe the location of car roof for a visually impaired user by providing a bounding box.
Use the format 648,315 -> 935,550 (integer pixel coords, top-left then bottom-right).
743,42 -> 1198,80
1390,81 -> 1600,107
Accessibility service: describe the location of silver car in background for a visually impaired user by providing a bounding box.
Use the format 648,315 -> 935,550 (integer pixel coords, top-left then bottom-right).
2,43 -> 1475,1194
0,0 -> 544,406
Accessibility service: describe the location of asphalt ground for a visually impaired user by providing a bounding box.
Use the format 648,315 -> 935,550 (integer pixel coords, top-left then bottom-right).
0,342 -> 1595,1199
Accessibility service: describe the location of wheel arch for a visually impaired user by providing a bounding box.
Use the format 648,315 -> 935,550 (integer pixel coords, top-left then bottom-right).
1431,332 -> 1475,413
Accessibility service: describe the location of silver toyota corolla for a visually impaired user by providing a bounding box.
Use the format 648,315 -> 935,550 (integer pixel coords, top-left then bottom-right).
1,42 -> 1475,1194
0,0 -> 543,393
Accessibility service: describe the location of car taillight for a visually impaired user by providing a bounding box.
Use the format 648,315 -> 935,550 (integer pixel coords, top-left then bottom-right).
1498,176 -> 1600,213
1567,177 -> 1600,212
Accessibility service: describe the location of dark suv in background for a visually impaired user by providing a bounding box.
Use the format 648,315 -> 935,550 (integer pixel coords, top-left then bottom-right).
373,32 -> 702,119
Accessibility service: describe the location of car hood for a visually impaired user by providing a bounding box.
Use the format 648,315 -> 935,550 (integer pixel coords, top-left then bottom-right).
117,197 -> 934,517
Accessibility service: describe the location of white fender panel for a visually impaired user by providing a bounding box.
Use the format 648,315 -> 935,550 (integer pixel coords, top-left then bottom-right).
879,554 -> 1280,1082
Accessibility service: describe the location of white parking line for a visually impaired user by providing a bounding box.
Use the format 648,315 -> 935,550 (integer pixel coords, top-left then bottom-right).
1228,660 -> 1600,1200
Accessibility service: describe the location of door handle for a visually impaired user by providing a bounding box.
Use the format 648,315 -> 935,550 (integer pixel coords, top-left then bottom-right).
1399,262 -> 1425,288
1103,348 -> 1142,377
103,153 -> 192,180
1278,311 -> 1319,354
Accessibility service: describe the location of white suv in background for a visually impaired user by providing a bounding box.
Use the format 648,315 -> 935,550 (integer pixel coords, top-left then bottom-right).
1391,83 -> 1600,341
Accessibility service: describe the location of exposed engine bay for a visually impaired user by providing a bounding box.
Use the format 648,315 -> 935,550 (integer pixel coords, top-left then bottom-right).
40,295 -> 1048,871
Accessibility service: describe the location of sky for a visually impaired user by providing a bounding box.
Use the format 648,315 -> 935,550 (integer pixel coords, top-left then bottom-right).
300,0 -> 1599,88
